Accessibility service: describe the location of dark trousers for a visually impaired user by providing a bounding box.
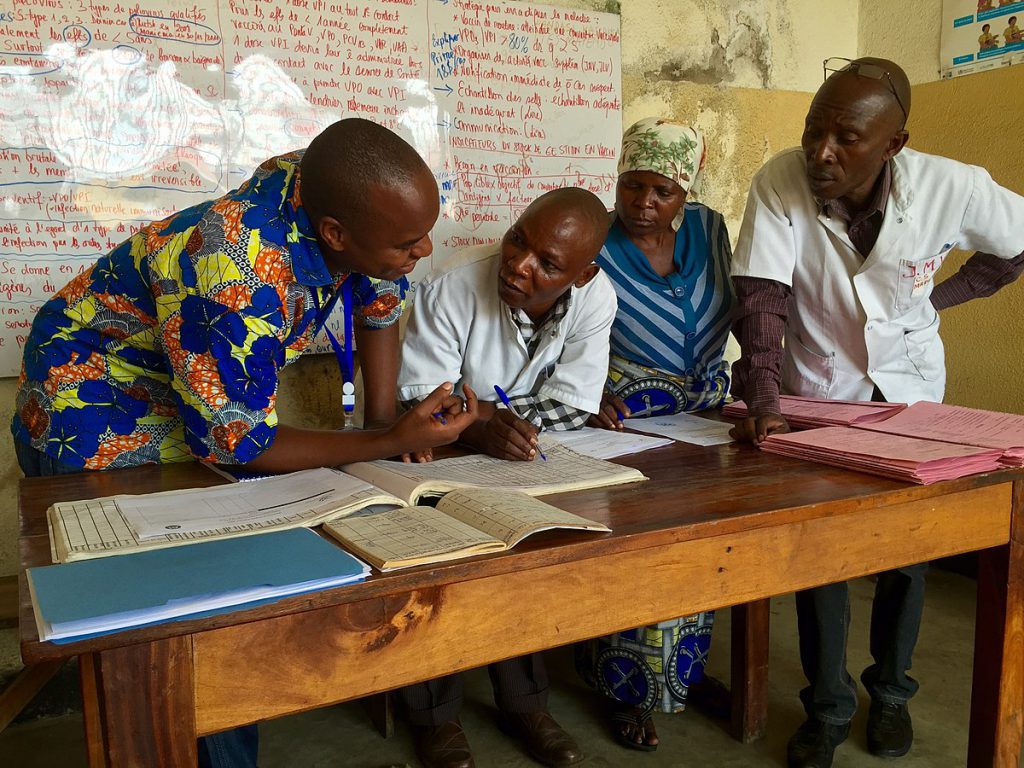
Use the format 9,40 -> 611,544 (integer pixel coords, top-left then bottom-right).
796,563 -> 927,724
400,653 -> 549,727
15,442 -> 259,768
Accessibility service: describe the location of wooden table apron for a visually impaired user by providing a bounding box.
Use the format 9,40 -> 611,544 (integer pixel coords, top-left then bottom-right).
17,442 -> 1024,768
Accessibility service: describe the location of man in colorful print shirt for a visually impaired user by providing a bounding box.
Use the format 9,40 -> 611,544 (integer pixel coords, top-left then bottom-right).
12,119 -> 479,767
13,118 -> 477,477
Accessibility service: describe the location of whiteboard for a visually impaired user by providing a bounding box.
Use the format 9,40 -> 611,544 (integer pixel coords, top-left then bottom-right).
0,0 -> 621,376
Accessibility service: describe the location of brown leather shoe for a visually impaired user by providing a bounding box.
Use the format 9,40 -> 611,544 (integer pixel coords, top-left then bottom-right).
413,719 -> 475,768
498,710 -> 584,767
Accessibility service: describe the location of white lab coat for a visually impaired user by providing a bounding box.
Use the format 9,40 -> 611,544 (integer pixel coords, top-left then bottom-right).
732,147 -> 1024,404
399,245 -> 617,414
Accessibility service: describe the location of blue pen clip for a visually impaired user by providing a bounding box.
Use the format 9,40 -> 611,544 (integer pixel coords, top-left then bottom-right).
493,385 -> 547,461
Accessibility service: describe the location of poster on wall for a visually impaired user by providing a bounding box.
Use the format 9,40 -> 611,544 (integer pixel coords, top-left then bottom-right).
941,0 -> 1024,78
0,0 -> 622,377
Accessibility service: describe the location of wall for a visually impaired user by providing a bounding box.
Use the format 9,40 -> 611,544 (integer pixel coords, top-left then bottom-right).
859,0 -> 942,85
861,0 -> 1024,412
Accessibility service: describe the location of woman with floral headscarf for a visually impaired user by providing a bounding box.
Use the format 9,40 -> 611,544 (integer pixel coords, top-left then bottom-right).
576,118 -> 735,751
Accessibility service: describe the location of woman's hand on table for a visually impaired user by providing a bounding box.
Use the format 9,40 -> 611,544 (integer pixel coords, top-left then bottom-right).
588,391 -> 631,430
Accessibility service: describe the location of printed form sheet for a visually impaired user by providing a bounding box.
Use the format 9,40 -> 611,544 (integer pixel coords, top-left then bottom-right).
856,401 -> 1024,450
628,413 -> 735,446
438,488 -> 608,547
116,468 -> 388,539
343,443 -> 645,502
50,467 -> 397,559
541,427 -> 672,460
332,506 -> 501,563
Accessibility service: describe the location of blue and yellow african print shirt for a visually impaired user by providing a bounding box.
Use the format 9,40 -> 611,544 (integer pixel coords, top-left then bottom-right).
12,152 -> 407,469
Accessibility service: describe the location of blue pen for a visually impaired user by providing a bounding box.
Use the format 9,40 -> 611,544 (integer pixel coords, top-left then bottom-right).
493,385 -> 547,461
432,411 -> 448,425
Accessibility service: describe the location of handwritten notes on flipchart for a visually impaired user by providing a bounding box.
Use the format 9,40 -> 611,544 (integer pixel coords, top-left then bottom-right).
0,0 -> 621,374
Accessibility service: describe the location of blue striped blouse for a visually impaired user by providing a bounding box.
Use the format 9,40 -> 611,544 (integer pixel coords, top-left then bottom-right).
597,203 -> 735,388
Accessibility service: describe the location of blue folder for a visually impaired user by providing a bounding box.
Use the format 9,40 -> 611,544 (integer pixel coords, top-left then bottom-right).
28,528 -> 370,643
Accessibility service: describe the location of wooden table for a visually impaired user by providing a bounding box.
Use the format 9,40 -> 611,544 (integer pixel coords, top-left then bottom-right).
18,441 -> 1024,767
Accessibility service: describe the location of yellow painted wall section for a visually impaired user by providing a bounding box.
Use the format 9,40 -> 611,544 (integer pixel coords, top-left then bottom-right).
908,67 -> 1024,412
859,0 -> 942,85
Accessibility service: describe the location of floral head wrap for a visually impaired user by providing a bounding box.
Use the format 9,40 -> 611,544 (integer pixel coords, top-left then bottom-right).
618,118 -> 707,229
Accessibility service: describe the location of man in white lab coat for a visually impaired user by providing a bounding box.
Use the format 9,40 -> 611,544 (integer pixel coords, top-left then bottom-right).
396,186 -> 613,768
729,57 -> 1024,768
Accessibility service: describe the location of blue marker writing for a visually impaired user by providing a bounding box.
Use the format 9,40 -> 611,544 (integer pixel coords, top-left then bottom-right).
493,385 -> 546,461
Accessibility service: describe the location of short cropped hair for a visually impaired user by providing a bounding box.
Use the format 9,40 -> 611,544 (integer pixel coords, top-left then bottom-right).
300,118 -> 431,224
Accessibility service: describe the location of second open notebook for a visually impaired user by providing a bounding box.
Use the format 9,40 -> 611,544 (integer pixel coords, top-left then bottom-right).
323,488 -> 610,571
47,444 -> 644,563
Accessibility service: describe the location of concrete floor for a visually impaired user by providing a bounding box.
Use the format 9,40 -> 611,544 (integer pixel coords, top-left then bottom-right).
0,571 -> 995,767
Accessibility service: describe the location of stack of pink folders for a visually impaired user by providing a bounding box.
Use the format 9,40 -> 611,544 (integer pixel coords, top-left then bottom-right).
853,401 -> 1024,468
723,395 -> 906,429
759,400 -> 1024,484
760,426 -> 1005,484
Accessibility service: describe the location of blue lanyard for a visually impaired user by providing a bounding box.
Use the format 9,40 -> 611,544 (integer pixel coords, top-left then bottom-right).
311,280 -> 356,421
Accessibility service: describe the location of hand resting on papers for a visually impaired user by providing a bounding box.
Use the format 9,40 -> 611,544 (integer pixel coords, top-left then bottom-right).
729,413 -> 792,444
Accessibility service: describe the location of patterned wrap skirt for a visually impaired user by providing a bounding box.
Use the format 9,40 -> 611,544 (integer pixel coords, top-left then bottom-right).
605,354 -> 729,416
576,612 -> 715,715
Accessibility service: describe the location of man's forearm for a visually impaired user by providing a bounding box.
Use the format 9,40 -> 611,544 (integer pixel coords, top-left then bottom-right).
931,250 -> 1024,311
732,277 -> 790,416
243,424 -> 403,472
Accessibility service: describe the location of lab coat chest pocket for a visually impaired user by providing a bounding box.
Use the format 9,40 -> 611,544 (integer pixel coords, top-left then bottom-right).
895,252 -> 948,311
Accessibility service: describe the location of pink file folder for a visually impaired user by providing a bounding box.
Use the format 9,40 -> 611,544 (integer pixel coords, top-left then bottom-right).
760,426 -> 1005,484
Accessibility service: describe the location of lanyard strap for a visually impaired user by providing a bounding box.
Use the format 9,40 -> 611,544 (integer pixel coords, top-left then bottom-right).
311,280 -> 356,417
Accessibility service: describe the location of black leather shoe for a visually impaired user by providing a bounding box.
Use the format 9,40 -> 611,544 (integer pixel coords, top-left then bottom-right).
413,720 -> 475,768
498,710 -> 584,767
786,718 -> 850,768
867,700 -> 913,757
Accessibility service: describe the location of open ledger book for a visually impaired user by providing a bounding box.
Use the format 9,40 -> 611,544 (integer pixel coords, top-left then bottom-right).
47,444 -> 644,563
323,488 -> 610,571
46,468 -> 404,563
340,443 -> 646,504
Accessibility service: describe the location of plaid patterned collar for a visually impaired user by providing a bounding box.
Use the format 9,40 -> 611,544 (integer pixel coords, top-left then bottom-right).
508,288 -> 574,356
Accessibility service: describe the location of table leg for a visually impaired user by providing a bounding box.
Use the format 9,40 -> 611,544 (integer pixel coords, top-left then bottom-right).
80,654 -> 109,768
363,692 -> 394,738
0,659 -> 64,732
730,598 -> 770,743
92,636 -> 198,767
968,480 -> 1024,767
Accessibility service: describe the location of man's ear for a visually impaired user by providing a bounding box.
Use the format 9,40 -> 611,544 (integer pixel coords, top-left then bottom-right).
317,216 -> 348,253
573,263 -> 600,289
884,129 -> 910,162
